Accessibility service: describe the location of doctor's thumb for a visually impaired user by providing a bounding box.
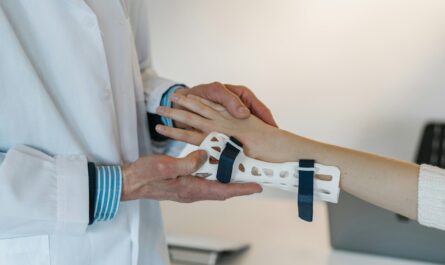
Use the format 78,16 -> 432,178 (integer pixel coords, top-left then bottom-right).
176,150 -> 208,176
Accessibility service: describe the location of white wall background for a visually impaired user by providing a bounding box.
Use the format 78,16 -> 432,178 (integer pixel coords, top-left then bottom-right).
147,0 -> 445,161
147,1 -> 445,260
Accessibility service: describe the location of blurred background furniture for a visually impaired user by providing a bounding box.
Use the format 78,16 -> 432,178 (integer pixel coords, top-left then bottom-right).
328,123 -> 445,264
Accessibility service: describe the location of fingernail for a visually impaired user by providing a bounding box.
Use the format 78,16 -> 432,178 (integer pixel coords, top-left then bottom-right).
171,94 -> 179,102
155,125 -> 164,132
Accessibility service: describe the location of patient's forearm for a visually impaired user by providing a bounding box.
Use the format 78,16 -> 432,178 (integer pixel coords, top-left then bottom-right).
283,130 -> 419,220
155,94 -> 420,219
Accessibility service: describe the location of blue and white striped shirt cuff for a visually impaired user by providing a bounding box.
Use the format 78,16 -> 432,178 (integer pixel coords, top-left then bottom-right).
93,165 -> 122,223
160,84 -> 187,127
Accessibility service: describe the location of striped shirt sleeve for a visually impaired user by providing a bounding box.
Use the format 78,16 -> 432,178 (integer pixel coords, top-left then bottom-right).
93,165 -> 122,223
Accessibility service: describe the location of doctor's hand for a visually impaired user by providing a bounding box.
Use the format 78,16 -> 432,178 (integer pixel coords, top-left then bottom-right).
121,150 -> 262,202
156,94 -> 298,163
174,82 -> 277,127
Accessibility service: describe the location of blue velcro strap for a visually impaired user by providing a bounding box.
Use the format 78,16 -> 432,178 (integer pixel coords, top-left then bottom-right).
216,138 -> 242,183
298,159 -> 315,222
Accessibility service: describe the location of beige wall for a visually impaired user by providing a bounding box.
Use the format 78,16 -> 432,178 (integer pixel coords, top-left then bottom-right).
147,1 -> 445,256
147,0 -> 445,161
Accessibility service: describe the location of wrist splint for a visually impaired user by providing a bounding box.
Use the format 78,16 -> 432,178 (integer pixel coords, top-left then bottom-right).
193,132 -> 341,222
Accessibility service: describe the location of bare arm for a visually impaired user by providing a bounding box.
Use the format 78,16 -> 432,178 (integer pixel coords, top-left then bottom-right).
281,131 -> 419,219
155,93 -> 420,219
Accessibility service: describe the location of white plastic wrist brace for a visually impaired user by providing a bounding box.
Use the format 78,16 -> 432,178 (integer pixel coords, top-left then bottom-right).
193,132 -> 341,203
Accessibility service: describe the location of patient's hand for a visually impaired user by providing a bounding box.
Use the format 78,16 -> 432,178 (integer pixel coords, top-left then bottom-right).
156,94 -> 296,162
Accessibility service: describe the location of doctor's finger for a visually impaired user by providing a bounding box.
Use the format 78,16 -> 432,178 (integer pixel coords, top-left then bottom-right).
173,150 -> 208,176
171,93 -> 219,120
155,125 -> 205,146
225,84 -> 278,127
195,82 -> 250,119
156,106 -> 211,132
177,176 -> 263,201
206,182 -> 263,200
188,95 -> 232,120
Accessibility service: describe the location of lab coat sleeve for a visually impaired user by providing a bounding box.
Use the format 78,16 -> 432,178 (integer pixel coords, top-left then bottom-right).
126,0 -> 180,114
126,0 -> 188,156
0,146 -> 89,238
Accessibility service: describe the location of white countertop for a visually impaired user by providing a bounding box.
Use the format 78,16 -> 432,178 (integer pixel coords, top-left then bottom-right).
161,188 -> 439,265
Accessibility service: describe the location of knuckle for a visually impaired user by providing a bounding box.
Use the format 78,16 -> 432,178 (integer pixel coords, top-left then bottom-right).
207,85 -> 218,95
239,85 -> 249,92
156,162 -> 167,174
177,188 -> 193,202
201,124 -> 212,133
182,132 -> 192,142
156,160 -> 175,176
183,112 -> 193,121
209,82 -> 225,93
180,131 -> 193,143
161,107 -> 171,114
210,81 -> 223,88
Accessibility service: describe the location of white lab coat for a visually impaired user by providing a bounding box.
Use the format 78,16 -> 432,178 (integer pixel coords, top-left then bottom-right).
0,1 -> 176,264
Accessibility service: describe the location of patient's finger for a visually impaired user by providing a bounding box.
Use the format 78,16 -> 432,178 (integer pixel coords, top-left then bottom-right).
156,106 -> 210,132
187,94 -> 226,113
171,93 -> 219,120
155,125 -> 205,145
